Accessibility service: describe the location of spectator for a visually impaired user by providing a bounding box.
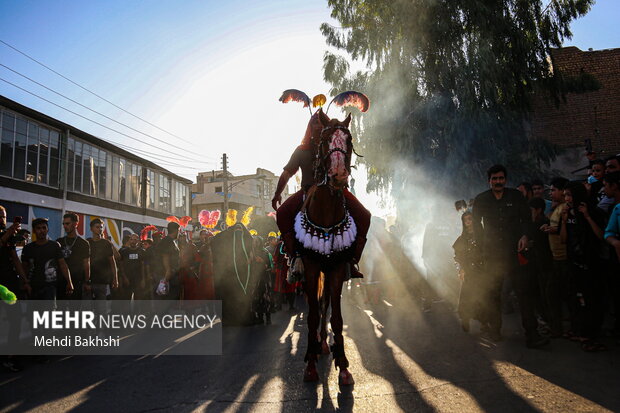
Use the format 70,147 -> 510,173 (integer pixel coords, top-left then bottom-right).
15,229 -> 30,259
87,218 -> 118,301
605,155 -> 620,175
531,179 -> 552,216
473,165 -> 547,348
517,182 -> 533,201
527,197 -> 553,330
119,234 -> 147,300
422,206 -> 459,308
540,177 -> 570,337
0,205 -> 28,372
452,211 -> 484,333
158,222 -> 181,298
21,218 -> 73,299
603,171 -> 620,336
587,159 -> 606,206
604,171 -> 620,261
57,213 -> 90,300
560,181 -> 607,352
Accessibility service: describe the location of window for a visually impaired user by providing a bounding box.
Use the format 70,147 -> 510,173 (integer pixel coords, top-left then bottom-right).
215,186 -> 222,193
97,149 -> 110,198
38,128 -> 49,185
146,169 -> 155,209
90,147 -> 99,196
174,181 -> 188,216
26,122 -> 38,182
74,141 -> 82,192
1,111 -> 15,177
66,138 -> 75,190
49,131 -> 59,187
105,154 -> 112,199
119,158 -> 126,203
130,164 -> 142,206
82,144 -> 92,194
158,174 -> 171,213
0,109 -> 61,187
13,118 -> 26,180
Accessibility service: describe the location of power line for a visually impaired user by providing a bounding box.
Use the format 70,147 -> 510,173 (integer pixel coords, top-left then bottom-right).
114,142 -> 213,170
0,63 -> 217,161
0,39 -> 200,148
0,77 -> 211,164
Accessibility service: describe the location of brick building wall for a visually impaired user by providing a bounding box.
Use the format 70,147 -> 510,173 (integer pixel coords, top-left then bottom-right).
530,46 -> 620,158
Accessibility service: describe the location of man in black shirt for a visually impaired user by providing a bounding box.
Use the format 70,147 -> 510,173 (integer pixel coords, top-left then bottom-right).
119,233 -> 146,300
87,218 -> 118,301
57,213 -> 90,300
159,222 -> 181,298
21,218 -> 73,300
473,165 -> 548,348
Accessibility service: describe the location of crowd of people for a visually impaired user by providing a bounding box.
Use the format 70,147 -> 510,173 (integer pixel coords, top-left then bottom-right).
2,153 -> 619,370
0,211 -> 301,371
448,155 -> 620,351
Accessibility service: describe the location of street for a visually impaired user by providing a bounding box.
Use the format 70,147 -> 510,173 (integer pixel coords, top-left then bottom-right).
1,284 -> 619,413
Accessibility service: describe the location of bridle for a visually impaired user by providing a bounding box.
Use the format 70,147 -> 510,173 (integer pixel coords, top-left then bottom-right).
313,125 -> 353,189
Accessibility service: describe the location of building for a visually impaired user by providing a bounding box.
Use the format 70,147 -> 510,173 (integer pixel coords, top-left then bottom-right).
0,96 -> 192,246
529,46 -> 620,175
191,168 -> 288,221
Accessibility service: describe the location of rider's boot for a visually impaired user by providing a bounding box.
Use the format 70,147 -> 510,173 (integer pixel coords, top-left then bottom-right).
349,236 -> 367,278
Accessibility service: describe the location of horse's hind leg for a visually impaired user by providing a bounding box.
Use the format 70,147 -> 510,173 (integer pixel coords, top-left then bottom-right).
328,263 -> 354,385
302,260 -> 321,382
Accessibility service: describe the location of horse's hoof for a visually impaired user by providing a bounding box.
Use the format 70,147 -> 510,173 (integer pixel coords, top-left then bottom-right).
338,369 -> 354,386
321,340 -> 330,355
304,365 -> 319,382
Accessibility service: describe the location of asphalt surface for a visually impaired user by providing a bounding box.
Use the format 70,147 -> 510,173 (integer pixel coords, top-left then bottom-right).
1,284 -> 619,413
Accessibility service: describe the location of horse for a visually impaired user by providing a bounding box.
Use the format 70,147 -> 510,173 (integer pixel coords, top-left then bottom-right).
210,223 -> 258,325
294,109 -> 357,385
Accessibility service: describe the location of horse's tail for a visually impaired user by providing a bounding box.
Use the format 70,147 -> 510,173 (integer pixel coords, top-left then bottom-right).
317,271 -> 325,301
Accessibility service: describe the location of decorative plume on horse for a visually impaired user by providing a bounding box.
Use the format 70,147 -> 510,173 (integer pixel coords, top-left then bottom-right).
274,89 -> 372,385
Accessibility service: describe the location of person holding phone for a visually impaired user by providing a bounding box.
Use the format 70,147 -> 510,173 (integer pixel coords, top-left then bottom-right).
560,181 -> 607,352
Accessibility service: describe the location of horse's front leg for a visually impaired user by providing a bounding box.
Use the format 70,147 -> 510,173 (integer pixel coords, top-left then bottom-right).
319,284 -> 331,355
302,259 -> 321,382
328,262 -> 354,385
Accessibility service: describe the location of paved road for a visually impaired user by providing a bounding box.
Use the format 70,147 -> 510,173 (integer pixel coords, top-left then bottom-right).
1,284 -> 619,412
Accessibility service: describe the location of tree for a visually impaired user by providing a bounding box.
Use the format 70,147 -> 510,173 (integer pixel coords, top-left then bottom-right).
321,0 -> 594,200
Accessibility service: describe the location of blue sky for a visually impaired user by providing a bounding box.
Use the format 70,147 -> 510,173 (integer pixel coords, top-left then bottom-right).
1,0 -> 618,215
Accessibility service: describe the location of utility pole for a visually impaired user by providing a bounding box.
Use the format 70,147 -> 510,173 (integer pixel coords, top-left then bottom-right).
222,153 -> 229,216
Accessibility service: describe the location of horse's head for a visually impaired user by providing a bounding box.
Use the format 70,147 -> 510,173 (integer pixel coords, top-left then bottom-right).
314,109 -> 353,189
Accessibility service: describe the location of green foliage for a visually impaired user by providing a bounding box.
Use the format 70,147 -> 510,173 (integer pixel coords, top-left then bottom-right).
321,0 -> 594,196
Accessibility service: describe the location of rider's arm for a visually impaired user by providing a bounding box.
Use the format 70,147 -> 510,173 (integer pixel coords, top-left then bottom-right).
272,170 -> 293,210
274,170 -> 293,198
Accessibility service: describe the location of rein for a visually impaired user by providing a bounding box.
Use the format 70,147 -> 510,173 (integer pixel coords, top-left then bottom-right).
232,228 -> 251,295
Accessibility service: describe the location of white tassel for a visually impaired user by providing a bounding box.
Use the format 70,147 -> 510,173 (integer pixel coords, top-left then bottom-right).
325,238 -> 332,254
335,234 -> 343,251
312,235 -> 319,251
343,230 -> 351,246
304,233 -> 312,249
350,216 -> 357,235
319,238 -> 325,254
294,218 -> 302,237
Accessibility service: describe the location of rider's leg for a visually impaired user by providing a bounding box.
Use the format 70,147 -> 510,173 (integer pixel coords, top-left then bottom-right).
276,190 -> 305,257
344,189 -> 371,277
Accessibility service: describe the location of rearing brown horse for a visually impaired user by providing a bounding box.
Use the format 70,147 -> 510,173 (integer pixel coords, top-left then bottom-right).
295,110 -> 356,385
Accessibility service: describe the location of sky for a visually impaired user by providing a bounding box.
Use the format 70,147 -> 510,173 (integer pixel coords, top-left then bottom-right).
1,0 -> 619,218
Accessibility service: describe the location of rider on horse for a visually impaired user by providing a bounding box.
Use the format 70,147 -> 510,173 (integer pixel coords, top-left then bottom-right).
272,92 -> 371,279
